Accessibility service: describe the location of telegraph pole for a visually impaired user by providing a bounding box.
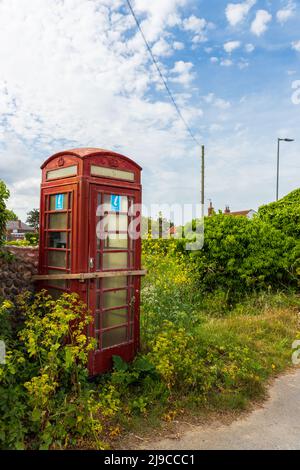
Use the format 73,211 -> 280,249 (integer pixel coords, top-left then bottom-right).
201,145 -> 205,217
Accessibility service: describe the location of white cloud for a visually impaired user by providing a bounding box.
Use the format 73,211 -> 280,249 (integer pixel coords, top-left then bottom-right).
170,61 -> 195,85
225,0 -> 256,26
251,10 -> 272,36
238,59 -> 249,69
224,40 -> 241,53
245,43 -> 255,53
182,14 -> 211,43
0,0 -> 203,218
1,0 -> 298,221
220,59 -> 233,67
134,0 -> 187,42
173,41 -> 184,50
182,15 -> 206,33
277,1 -> 296,24
210,56 -> 219,63
209,123 -> 223,132
152,38 -> 173,57
203,93 -> 231,110
291,40 -> 300,52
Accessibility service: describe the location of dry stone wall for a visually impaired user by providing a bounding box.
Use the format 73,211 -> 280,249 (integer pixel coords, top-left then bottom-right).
0,246 -> 39,301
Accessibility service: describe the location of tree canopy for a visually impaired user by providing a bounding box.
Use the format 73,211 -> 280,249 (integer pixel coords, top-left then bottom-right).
5,209 -> 18,221
26,209 -> 40,231
0,180 -> 10,243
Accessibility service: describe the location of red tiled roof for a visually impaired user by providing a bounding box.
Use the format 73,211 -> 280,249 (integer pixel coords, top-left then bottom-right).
223,209 -> 257,217
167,226 -> 177,234
6,221 -> 35,231
228,210 -> 252,216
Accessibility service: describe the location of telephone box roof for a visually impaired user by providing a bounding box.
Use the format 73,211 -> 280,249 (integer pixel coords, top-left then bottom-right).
41,148 -> 142,170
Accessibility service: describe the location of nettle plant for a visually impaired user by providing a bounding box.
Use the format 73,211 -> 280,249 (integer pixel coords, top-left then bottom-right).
0,291 -> 109,450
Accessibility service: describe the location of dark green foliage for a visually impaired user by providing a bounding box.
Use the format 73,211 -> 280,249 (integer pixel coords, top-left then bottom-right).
0,249 -> 14,263
25,232 -> 39,245
1,188 -> 299,449
0,180 -> 10,243
26,209 -> 40,231
0,292 -> 104,450
142,237 -> 187,256
192,214 -> 299,295
143,210 -> 299,297
5,209 -> 18,221
258,188 -> 300,239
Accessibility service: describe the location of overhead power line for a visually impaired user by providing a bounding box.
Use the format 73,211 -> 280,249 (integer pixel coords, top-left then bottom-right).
125,0 -> 201,147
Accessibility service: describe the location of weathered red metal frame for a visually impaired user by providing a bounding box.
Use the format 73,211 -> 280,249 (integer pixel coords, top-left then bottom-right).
38,148 -> 142,375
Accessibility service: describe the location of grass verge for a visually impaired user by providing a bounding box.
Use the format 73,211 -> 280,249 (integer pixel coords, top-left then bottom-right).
96,291 -> 300,449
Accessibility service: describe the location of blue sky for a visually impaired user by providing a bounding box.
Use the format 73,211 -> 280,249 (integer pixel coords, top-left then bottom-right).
0,0 -> 299,220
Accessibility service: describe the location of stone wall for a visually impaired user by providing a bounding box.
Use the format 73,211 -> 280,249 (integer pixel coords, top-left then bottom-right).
0,246 -> 39,301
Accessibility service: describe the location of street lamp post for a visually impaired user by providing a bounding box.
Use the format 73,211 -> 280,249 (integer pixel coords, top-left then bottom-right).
276,138 -> 294,201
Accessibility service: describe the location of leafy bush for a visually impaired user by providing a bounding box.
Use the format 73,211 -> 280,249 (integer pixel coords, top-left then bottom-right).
25,232 -> 39,245
141,238 -> 203,342
258,188 -> 300,239
0,291 -> 111,450
109,355 -> 166,416
1,187 -> 299,448
141,300 -> 299,410
5,209 -> 18,221
4,233 -> 38,247
0,180 -> 10,244
5,239 -> 31,247
140,230 -> 299,413
191,214 -> 299,295
147,321 -> 207,391
143,212 -> 299,300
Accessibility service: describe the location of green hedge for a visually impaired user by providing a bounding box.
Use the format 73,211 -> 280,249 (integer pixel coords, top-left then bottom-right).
191,214 -> 299,294
258,188 -> 300,239
143,213 -> 299,296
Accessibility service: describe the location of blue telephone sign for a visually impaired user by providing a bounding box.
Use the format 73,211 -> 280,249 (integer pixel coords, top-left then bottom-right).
55,194 -> 64,210
111,195 -> 121,212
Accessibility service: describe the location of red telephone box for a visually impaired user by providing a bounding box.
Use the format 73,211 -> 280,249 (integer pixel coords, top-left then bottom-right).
36,148 -> 144,375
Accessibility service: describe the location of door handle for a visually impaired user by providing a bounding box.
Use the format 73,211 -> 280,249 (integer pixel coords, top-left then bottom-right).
89,257 -> 95,269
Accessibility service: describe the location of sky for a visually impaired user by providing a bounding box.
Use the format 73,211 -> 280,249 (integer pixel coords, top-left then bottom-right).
0,0 -> 299,221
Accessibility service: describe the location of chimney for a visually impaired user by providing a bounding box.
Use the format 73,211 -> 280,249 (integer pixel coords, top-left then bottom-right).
224,206 -> 230,214
208,200 -> 214,217
18,220 -> 22,229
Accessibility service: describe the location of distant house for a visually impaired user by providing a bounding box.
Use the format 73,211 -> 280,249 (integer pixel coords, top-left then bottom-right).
207,202 -> 257,219
167,226 -> 177,237
6,220 -> 35,241
223,206 -> 257,219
